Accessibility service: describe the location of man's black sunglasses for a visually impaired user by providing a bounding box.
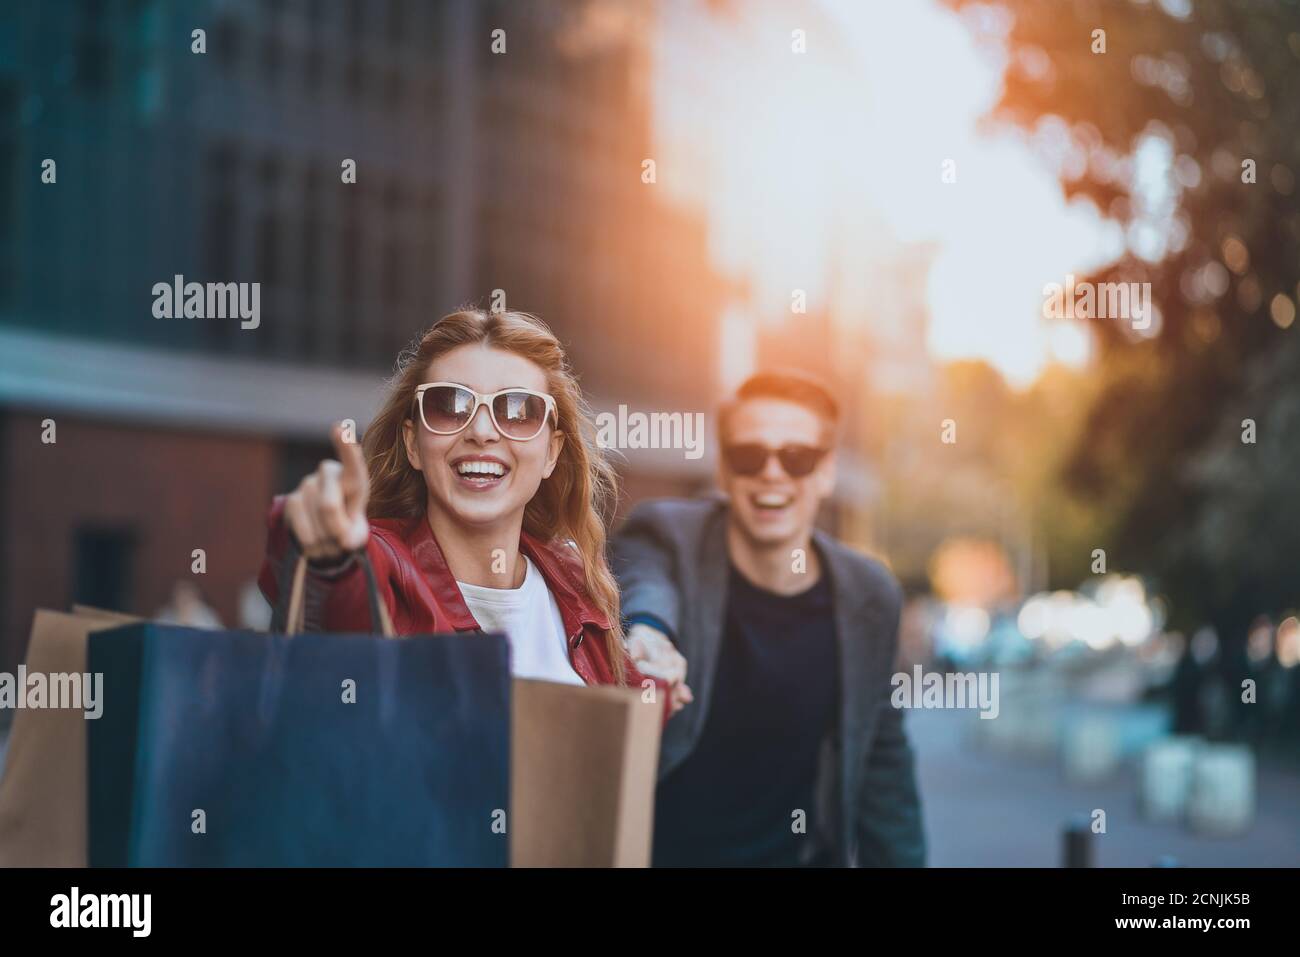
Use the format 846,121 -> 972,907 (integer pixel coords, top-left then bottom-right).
721,443 -> 829,478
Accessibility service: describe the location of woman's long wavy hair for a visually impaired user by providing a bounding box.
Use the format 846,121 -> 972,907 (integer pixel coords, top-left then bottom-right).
363,309 -> 628,683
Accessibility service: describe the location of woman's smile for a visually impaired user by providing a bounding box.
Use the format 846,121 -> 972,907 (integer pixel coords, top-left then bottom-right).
450,453 -> 511,492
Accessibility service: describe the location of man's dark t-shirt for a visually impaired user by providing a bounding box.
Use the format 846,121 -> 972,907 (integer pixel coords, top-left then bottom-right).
653,563 -> 839,867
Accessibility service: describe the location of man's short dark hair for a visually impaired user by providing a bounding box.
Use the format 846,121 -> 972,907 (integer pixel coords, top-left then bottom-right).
718,369 -> 841,443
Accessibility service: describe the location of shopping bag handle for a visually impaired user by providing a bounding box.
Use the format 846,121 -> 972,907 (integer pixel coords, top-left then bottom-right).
284,552 -> 396,638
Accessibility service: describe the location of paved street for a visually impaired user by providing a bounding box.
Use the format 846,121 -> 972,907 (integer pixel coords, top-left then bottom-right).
910,707 -> 1300,867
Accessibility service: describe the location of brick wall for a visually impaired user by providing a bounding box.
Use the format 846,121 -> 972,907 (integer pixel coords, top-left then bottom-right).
1,412 -> 277,672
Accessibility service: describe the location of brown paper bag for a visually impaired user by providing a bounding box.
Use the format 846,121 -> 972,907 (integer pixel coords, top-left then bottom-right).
0,608 -> 140,867
511,678 -> 662,867
70,605 -> 140,624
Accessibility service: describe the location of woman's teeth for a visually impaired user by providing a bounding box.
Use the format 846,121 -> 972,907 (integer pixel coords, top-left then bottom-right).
754,493 -> 792,509
455,461 -> 506,477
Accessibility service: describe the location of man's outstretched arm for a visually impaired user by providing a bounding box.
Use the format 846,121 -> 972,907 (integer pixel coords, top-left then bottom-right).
610,502 -> 694,711
610,502 -> 685,640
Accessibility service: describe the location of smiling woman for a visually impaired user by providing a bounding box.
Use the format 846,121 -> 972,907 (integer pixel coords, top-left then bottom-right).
257,309 -> 674,709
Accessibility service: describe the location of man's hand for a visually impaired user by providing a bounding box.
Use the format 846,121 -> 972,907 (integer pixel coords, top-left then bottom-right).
627,622 -> 694,715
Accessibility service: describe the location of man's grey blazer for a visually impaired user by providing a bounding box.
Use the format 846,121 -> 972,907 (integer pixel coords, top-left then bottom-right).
611,497 -> 926,867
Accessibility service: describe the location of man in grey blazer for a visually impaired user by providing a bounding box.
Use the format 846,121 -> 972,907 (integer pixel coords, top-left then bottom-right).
611,370 -> 925,867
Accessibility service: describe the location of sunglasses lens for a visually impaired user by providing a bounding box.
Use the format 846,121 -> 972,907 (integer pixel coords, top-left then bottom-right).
492,391 -> 550,439
723,444 -> 768,476
420,386 -> 476,433
778,446 -> 825,477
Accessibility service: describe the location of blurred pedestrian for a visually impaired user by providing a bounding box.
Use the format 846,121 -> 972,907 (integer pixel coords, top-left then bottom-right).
237,579 -> 272,631
154,580 -> 222,629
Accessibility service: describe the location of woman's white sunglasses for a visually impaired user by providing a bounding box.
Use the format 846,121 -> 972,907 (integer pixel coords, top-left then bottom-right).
413,382 -> 558,441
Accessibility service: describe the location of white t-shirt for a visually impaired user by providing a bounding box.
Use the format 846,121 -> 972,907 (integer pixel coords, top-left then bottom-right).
457,556 -> 585,686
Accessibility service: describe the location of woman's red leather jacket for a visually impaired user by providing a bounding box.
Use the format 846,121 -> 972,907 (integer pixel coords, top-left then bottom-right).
257,497 -> 668,720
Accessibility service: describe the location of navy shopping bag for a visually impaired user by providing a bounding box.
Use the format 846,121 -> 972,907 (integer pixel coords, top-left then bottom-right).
86,554 -> 510,867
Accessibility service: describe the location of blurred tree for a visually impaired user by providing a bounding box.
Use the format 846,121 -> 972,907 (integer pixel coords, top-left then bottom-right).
946,0 -> 1300,648
875,358 -> 1097,595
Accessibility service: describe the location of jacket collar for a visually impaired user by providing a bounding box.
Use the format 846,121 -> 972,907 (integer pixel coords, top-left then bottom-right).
519,529 -> 612,631
811,525 -> 885,859
405,514 -> 611,633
